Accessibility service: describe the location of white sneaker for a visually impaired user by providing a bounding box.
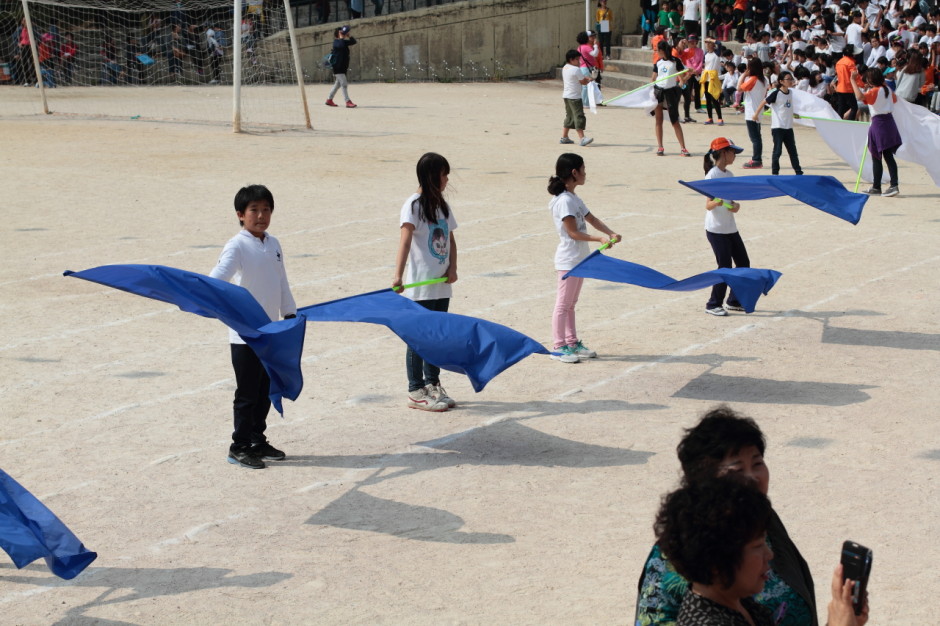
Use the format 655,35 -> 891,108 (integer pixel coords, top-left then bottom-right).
580,137 -> 594,147
550,345 -> 580,363
724,304 -> 746,312
570,341 -> 597,358
427,383 -> 456,408
706,306 -> 729,316
408,386 -> 449,412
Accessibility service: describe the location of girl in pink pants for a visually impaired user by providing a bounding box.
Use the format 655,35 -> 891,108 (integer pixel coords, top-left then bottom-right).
547,153 -> 621,363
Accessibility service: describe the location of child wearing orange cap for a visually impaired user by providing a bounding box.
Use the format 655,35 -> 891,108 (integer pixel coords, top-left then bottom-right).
701,137 -> 750,316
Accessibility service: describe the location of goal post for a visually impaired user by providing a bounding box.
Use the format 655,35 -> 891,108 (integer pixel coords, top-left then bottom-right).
13,0 -> 312,131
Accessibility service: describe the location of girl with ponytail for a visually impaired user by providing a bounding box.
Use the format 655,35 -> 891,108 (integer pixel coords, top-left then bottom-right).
547,153 -> 621,363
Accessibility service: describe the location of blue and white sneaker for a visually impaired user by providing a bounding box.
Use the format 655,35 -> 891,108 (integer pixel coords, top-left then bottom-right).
570,340 -> 597,358
550,345 -> 580,363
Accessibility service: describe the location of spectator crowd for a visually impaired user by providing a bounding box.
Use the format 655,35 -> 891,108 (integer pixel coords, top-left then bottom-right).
641,0 -> 940,115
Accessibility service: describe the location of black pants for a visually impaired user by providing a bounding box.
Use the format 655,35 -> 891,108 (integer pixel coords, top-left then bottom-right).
406,298 -> 449,391
872,148 -> 899,188
598,31 -> 612,57
706,230 -> 750,309
834,92 -> 858,120
230,343 -> 271,448
733,9 -> 747,41
746,120 -> 763,163
705,90 -> 723,120
771,128 -> 803,175
682,76 -> 700,117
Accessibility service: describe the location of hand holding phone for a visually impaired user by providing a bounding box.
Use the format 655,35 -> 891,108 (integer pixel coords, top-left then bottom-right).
840,540 -> 873,616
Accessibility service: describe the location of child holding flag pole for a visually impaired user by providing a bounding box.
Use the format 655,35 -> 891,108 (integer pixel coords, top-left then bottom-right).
547,153 -> 622,363
701,137 -> 751,317
850,67 -> 902,197
392,152 -> 459,411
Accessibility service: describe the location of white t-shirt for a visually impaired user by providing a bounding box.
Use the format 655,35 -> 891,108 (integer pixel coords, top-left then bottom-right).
704,51 -> 721,72
210,230 -> 296,344
741,76 -> 769,119
722,70 -> 739,89
655,58 -> 682,88
562,63 -> 582,99
704,167 -> 738,234
846,22 -> 863,48
866,44 -> 886,66
683,0 -> 701,21
550,191 -> 592,271
399,192 -> 458,301
765,87 -> 795,129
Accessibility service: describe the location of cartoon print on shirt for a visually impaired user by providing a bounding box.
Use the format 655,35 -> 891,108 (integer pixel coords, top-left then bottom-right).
428,220 -> 449,264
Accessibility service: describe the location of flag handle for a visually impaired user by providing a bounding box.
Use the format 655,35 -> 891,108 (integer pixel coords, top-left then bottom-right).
602,69 -> 690,105
853,145 -> 869,193
712,198 -> 735,210
597,235 -> 622,252
396,277 -> 447,291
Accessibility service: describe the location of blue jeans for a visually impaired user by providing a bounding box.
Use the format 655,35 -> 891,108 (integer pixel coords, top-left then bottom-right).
406,298 -> 449,392
746,120 -> 763,163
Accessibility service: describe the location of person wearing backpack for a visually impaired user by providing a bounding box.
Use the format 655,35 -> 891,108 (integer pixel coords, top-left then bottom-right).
325,25 -> 357,108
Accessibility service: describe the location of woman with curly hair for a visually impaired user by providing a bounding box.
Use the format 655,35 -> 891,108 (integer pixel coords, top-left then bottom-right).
654,478 -> 776,625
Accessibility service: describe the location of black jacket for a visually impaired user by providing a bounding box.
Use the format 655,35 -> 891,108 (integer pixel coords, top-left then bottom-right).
331,36 -> 356,74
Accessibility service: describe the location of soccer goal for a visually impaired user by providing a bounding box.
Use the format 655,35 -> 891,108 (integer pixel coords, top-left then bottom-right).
11,0 -> 311,131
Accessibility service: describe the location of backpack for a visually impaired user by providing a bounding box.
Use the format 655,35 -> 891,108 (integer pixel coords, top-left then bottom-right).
318,51 -> 336,70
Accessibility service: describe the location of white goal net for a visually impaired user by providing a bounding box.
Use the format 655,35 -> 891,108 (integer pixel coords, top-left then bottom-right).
5,0 -> 311,130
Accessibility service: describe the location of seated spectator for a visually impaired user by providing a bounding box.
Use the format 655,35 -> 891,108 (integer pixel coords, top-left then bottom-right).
895,49 -> 926,102
635,406 -> 818,626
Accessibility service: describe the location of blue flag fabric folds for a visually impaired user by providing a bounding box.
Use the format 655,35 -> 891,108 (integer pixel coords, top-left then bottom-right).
300,290 -> 549,392
564,251 -> 782,313
0,469 -> 97,579
66,265 -> 549,404
64,265 -> 306,414
678,175 -> 867,225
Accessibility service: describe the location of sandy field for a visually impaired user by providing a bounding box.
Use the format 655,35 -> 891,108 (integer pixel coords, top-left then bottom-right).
1,81 -> 938,624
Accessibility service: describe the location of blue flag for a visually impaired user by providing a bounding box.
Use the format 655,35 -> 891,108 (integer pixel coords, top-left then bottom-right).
564,251 -> 782,313
64,265 -> 306,414
0,469 -> 97,579
678,175 -> 867,225
65,265 -> 549,405
299,290 -> 549,392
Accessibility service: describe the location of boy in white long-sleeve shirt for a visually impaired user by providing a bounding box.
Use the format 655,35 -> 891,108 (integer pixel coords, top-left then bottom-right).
210,185 -> 297,469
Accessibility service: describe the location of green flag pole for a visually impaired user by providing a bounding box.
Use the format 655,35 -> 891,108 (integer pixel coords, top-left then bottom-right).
597,235 -> 622,252
795,114 -> 870,125
602,69 -> 690,105
853,145 -> 869,193
394,277 -> 447,292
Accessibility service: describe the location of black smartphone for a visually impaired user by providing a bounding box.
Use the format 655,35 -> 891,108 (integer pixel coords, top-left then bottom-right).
840,540 -> 873,615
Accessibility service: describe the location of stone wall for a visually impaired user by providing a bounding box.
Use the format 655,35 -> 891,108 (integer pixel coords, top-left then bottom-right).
288,0 -> 640,82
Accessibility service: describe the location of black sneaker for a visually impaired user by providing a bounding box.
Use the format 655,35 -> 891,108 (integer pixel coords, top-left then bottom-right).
251,441 -> 286,461
228,446 -> 265,469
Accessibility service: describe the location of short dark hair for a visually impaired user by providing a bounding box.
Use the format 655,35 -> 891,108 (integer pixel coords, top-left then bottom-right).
576,31 -> 590,45
655,478 -> 772,588
566,49 -> 581,63
234,184 -> 274,225
677,405 -> 766,486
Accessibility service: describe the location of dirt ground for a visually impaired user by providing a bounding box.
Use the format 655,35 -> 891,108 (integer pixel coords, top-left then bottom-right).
1,81 -> 938,624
